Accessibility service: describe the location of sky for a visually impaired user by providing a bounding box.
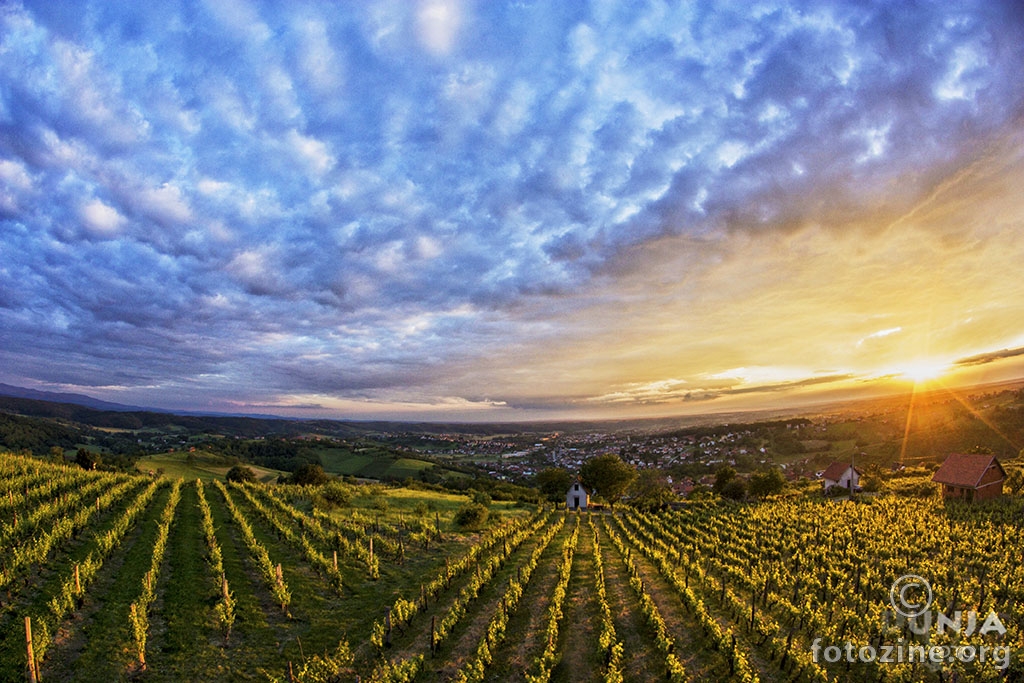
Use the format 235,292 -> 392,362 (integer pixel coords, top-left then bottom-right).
2,0 -> 1024,422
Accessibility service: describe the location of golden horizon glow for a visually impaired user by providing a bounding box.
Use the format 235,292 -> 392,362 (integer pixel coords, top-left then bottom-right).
893,359 -> 952,384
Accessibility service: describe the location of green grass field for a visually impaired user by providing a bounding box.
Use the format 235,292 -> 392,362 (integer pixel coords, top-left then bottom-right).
136,451 -> 286,483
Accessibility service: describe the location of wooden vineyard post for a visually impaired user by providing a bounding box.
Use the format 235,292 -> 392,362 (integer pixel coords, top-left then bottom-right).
74,564 -> 81,594
333,550 -> 338,572
369,537 -> 374,567
430,616 -> 436,656
385,608 -> 392,647
435,512 -> 441,539
25,616 -> 39,683
275,564 -> 285,611
130,603 -> 146,671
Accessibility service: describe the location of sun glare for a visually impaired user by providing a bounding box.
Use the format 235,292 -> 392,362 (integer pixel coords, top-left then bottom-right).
898,360 -> 949,383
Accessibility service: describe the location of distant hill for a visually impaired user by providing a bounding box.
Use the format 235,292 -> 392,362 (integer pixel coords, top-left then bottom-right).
0,383 -> 145,411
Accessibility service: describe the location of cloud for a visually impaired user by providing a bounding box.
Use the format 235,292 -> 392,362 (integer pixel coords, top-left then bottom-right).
2,0 -> 1023,418
955,347 -> 1024,368
417,0 -> 464,57
79,198 -> 125,237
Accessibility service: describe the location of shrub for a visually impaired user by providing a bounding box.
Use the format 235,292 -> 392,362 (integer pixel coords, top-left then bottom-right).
454,503 -> 489,529
320,482 -> 353,508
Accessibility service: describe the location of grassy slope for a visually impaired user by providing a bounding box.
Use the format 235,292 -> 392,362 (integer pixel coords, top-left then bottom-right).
136,451 -> 285,483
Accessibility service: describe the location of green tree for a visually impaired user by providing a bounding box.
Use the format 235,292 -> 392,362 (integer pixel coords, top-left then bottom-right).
712,465 -> 736,494
747,468 -> 786,499
535,467 -> 573,502
470,489 -> 492,507
580,454 -> 637,509
75,448 -> 100,471
226,465 -> 257,483
1006,469 -> 1024,496
630,469 -> 674,510
720,477 -> 747,501
290,463 -> 329,486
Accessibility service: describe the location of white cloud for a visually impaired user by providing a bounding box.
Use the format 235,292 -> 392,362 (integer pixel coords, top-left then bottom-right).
0,159 -> 33,191
79,198 -> 126,237
417,0 -> 464,56
857,327 -> 902,346
294,18 -> 344,96
284,129 -> 335,176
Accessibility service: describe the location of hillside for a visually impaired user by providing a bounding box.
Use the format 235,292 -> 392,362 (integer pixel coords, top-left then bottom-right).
1,451 -> 1020,682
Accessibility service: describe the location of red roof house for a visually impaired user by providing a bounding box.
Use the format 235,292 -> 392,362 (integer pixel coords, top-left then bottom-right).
821,462 -> 861,491
931,453 -> 1005,502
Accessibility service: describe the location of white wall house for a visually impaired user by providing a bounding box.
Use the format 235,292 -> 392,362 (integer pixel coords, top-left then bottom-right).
566,481 -> 590,510
821,462 -> 861,491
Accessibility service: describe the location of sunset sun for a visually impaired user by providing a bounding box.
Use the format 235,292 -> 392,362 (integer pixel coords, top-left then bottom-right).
898,360 -> 950,384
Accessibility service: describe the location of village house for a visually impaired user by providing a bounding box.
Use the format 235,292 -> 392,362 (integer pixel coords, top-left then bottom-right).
566,481 -> 590,510
931,453 -> 1006,502
821,461 -> 861,492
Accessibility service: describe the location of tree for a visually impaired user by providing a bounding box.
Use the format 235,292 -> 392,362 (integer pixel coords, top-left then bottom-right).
470,489 -> 492,507
747,468 -> 786,499
630,469 -> 674,510
290,463 -> 329,486
580,454 -> 637,509
75,448 -> 100,471
712,466 -> 736,495
1006,469 -> 1024,496
861,474 -> 884,493
720,477 -> 747,501
226,465 -> 257,483
535,467 -> 573,502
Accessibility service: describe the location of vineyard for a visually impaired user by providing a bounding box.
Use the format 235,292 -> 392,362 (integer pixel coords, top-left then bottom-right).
0,451 -> 1021,682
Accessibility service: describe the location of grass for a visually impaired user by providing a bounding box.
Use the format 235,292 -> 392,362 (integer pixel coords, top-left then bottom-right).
42,484 -> 173,681
314,445 -> 442,479
136,451 -> 285,483
143,482 -> 230,681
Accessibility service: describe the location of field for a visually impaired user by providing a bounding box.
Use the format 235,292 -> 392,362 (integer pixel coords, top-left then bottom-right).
313,445 -> 444,480
1,451 -> 1022,682
136,451 -> 286,483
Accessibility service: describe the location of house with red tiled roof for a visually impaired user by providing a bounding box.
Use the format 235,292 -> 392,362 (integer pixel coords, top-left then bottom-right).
931,453 -> 1005,502
821,462 -> 861,491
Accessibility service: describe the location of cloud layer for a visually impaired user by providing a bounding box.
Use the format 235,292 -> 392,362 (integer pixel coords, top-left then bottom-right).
2,0 -> 1023,419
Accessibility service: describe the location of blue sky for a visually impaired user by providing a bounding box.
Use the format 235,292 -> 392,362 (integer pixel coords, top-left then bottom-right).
2,0 -> 1024,420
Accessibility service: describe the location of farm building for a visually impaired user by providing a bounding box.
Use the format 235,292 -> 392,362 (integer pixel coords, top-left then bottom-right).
931,453 -> 1005,502
821,462 -> 861,492
566,481 -> 590,510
